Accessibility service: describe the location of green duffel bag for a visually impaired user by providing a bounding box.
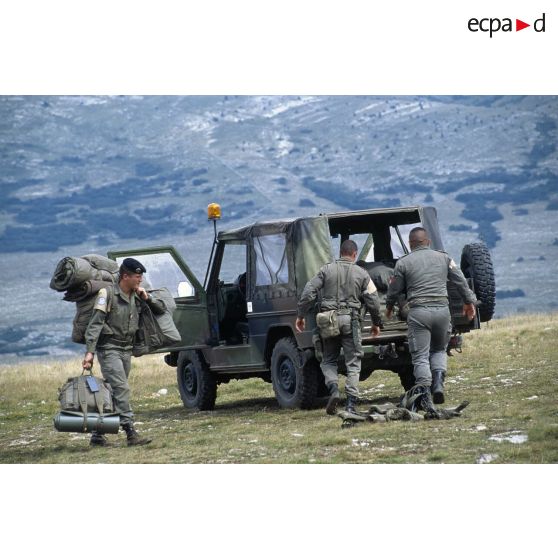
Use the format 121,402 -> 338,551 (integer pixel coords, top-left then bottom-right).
56,370 -> 117,433
133,287 -> 182,356
58,371 -> 115,415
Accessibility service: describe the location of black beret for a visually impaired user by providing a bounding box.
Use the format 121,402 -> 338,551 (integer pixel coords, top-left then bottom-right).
121,257 -> 147,274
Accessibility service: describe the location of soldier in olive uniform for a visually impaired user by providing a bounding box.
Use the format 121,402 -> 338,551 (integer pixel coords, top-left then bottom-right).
296,240 -> 382,415
386,227 -> 477,405
82,257 -> 165,447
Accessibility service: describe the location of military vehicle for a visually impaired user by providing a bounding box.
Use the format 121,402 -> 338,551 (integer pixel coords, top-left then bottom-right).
108,204 -> 495,410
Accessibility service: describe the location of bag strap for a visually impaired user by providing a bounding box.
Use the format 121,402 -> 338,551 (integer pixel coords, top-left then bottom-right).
105,284 -> 114,314
336,261 -> 351,308
77,376 -> 89,431
79,366 -> 104,418
336,262 -> 341,307
92,387 -> 104,416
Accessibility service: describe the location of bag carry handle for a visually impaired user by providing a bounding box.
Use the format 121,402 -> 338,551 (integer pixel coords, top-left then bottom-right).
79,367 -> 105,420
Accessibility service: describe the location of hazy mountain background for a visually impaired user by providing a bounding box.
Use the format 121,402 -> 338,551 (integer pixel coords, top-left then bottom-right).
1,95 -> 557,362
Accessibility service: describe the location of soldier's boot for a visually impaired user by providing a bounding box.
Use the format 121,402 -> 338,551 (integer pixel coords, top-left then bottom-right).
325,383 -> 341,415
123,423 -> 152,447
419,387 -> 441,419
90,432 -> 109,447
345,395 -> 358,414
431,369 -> 446,404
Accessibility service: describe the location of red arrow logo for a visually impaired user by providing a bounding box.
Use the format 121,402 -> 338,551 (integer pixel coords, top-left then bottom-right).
516,19 -> 530,31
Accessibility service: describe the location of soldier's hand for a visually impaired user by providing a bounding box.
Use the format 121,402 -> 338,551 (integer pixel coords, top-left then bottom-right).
82,352 -> 94,370
371,325 -> 381,338
135,286 -> 149,301
385,307 -> 393,320
463,303 -> 476,321
295,317 -> 306,333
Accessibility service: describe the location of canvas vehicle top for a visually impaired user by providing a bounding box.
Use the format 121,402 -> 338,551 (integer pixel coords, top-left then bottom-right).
108,204 -> 495,411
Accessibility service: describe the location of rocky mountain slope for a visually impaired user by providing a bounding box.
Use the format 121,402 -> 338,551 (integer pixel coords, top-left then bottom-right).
0,95 -> 557,360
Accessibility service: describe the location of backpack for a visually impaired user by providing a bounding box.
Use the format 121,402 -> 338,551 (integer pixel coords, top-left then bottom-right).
71,285 -> 113,344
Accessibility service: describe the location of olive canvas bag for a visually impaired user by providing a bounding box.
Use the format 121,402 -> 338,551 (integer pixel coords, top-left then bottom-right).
58,370 -> 115,415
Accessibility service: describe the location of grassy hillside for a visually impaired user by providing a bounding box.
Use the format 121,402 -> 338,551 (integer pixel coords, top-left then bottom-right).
0,313 -> 556,464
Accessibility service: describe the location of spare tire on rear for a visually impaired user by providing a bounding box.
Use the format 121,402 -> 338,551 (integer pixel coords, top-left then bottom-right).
460,243 -> 496,322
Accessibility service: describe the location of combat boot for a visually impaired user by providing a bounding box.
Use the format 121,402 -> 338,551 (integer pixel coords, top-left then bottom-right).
325,383 -> 341,415
90,432 -> 109,447
123,424 -> 152,447
419,387 -> 441,419
345,395 -> 358,414
431,369 -> 446,404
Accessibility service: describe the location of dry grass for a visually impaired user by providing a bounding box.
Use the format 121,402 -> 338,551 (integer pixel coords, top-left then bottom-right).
1,313 -> 557,463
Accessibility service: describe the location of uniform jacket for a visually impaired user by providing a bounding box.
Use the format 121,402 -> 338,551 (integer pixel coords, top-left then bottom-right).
297,257 -> 382,326
85,284 -> 165,353
386,246 -> 477,309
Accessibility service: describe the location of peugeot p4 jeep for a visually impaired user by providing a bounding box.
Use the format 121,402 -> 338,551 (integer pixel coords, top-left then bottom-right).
108,204 -> 496,410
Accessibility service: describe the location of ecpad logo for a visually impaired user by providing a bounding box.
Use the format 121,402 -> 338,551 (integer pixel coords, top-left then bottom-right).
468,13 -> 546,37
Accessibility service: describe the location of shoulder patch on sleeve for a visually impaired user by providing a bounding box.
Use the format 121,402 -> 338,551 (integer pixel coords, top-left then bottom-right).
366,279 -> 377,294
93,288 -> 108,312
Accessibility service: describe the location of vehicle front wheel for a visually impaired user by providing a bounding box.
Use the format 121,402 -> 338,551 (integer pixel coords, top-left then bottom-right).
177,350 -> 217,410
271,337 -> 318,409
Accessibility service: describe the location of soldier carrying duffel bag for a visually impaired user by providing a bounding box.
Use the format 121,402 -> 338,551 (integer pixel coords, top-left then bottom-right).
82,257 -> 165,447
51,254 -> 181,447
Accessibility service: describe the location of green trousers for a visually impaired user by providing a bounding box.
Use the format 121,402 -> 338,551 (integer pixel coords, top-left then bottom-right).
407,305 -> 452,387
96,347 -> 134,427
320,314 -> 361,397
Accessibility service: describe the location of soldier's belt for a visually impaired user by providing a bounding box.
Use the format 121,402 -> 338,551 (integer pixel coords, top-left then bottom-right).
98,337 -> 133,348
336,308 -> 352,316
409,297 -> 448,308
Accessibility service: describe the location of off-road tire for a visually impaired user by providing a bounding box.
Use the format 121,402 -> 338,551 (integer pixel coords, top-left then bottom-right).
177,350 -> 217,410
307,356 -> 330,402
460,243 -> 496,322
271,337 -> 318,409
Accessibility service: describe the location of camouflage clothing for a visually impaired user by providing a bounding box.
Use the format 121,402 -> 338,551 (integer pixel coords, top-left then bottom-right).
297,257 -> 381,398
386,246 -> 476,388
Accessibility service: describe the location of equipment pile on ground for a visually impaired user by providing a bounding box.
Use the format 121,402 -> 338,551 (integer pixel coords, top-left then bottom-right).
338,400 -> 470,428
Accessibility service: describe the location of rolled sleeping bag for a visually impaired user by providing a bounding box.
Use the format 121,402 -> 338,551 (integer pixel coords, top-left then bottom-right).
53,411 -> 120,434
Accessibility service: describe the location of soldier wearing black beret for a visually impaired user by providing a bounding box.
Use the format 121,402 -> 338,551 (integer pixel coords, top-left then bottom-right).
82,257 -> 165,447
121,257 -> 147,275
